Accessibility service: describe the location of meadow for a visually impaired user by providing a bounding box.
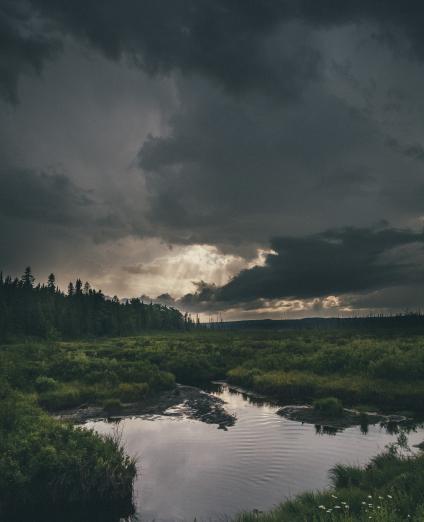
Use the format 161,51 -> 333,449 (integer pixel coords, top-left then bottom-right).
2,327 -> 424,520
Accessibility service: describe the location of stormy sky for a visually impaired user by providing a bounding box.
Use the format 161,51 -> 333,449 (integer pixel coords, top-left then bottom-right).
1,1 -> 424,319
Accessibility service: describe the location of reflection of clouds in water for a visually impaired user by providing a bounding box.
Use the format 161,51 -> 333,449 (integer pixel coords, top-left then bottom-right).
85,387 -> 424,522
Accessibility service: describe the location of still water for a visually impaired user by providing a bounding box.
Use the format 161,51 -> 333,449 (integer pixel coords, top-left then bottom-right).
85,385 -> 424,522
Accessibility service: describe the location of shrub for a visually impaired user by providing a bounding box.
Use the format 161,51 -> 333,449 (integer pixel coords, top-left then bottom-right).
227,367 -> 262,387
38,385 -> 82,410
313,397 -> 344,417
118,382 -> 149,402
156,371 -> 176,389
35,376 -> 58,392
0,393 -> 136,519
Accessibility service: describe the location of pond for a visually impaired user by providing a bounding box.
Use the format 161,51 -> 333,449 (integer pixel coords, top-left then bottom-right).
85,384 -> 424,522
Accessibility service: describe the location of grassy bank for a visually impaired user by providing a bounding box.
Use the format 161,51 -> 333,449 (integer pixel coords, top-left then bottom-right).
2,328 -> 424,519
0,387 -> 136,521
0,339 -> 176,411
3,329 -> 424,413
221,330 -> 424,413
236,435 -> 424,521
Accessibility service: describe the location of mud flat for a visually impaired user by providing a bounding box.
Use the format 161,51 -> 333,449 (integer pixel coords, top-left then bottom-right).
57,384 -> 236,429
276,404 -> 408,431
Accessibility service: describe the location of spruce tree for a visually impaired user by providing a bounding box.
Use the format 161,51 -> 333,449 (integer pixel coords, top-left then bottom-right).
47,273 -> 56,293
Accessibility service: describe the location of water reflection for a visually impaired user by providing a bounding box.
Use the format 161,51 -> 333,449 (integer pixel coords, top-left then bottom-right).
85,384 -> 424,522
314,424 -> 339,436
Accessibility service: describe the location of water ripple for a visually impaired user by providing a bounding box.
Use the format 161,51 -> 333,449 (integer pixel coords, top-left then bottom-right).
86,384 -> 424,522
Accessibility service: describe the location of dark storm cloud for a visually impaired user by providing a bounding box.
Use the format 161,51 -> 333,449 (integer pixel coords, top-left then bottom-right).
346,284 -> 424,312
137,76 -> 423,250
28,0 -> 321,99
295,1 -> 424,59
155,293 -> 177,306
3,0 -> 424,104
314,170 -> 376,195
385,137 -> 424,162
0,0 -> 60,103
0,167 -> 93,225
180,281 -> 217,307
178,226 -> 424,307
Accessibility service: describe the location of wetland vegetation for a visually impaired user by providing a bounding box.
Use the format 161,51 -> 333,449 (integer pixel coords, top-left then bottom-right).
2,328 -> 424,519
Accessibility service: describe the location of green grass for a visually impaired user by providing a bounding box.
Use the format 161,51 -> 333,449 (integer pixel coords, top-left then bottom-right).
2,328 -> 424,519
0,389 -> 136,520
313,397 -> 344,417
0,338 -> 176,410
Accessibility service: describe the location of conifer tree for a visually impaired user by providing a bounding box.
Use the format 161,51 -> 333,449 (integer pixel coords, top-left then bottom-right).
21,267 -> 35,288
47,273 -> 56,293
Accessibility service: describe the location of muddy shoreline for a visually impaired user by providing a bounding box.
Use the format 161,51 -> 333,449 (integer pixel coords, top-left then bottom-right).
57,381 -> 415,433
221,383 -> 414,432
57,384 -> 236,429
276,404 -> 386,430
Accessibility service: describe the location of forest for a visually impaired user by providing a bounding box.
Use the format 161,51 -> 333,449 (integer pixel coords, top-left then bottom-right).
0,267 -> 193,340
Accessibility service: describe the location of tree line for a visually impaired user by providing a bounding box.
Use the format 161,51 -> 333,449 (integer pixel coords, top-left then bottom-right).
0,267 -> 195,340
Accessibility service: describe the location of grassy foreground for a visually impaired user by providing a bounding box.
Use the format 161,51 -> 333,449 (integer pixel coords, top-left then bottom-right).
0,388 -> 136,521
1,328 -> 424,519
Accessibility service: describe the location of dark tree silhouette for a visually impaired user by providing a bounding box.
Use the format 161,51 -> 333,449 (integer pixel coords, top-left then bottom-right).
75,279 -> 83,294
0,268 -> 188,340
47,273 -> 56,293
21,267 -> 35,288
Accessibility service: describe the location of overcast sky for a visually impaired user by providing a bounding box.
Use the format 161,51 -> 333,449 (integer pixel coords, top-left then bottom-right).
1,1 -> 424,319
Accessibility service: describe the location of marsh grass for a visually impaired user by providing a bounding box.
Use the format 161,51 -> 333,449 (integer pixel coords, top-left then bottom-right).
4,330 -> 424,413
313,397 -> 344,417
0,391 -> 137,520
2,329 -> 424,519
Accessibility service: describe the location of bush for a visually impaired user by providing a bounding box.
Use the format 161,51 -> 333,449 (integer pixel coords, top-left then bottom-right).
156,370 -> 176,389
227,367 -> 262,388
0,393 -> 136,519
313,397 -> 344,417
38,385 -> 82,410
118,382 -> 149,402
35,376 -> 58,392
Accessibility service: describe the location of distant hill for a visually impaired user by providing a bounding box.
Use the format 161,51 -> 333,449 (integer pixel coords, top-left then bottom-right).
211,314 -> 424,330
